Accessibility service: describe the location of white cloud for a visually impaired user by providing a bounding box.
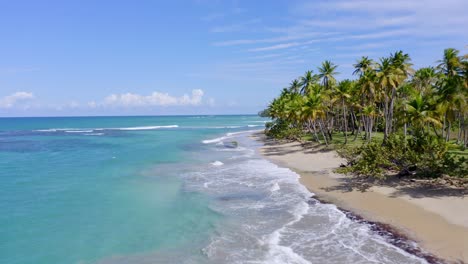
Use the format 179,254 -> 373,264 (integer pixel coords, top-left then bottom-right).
0,92 -> 34,108
99,89 -> 205,108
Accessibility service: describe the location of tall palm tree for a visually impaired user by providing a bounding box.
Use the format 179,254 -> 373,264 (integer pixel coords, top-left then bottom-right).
376,57 -> 399,140
335,80 -> 353,144
318,60 -> 339,90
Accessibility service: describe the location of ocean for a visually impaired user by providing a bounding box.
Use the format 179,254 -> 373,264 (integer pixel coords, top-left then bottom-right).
0,115 -> 428,264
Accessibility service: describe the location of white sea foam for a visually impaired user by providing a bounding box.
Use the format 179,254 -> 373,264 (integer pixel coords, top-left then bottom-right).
83,133 -> 104,136
35,125 -> 178,133
202,136 -> 228,144
270,182 -> 280,192
211,161 -> 224,166
190,132 -> 426,264
34,128 -> 70,132
114,125 -> 179,130
65,130 -> 94,133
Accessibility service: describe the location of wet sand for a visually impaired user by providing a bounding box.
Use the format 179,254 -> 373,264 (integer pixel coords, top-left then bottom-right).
253,132 -> 468,263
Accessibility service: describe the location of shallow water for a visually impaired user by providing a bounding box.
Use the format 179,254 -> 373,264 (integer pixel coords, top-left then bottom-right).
0,116 -> 427,263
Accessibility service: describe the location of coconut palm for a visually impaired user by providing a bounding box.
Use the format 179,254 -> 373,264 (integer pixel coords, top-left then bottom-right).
335,80 -> 353,143
437,48 -> 462,78
288,79 -> 302,94
302,91 -> 328,145
318,60 -> 339,90
299,70 -> 318,95
353,56 -> 375,76
412,67 -> 439,95
406,94 -> 441,134
376,57 -> 399,140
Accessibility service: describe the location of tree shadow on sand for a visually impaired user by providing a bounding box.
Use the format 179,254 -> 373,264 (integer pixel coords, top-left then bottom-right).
323,173 -> 468,198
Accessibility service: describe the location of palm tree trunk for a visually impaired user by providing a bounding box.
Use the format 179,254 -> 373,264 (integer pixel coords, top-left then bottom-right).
342,98 -> 347,144
318,119 -> 328,146
389,87 -> 397,134
311,120 -> 321,143
446,121 -> 451,142
383,95 -> 390,142
442,114 -> 446,139
353,112 -> 361,141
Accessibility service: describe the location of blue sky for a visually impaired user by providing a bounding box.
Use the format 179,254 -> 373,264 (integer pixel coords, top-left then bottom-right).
1,0 -> 467,117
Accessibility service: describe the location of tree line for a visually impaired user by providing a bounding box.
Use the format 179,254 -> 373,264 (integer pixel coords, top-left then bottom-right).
263,48 -> 467,147
261,48 -> 467,177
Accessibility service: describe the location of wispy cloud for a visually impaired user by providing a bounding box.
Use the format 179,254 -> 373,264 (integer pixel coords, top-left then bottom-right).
213,32 -> 336,46
247,42 -> 302,52
0,92 -> 35,108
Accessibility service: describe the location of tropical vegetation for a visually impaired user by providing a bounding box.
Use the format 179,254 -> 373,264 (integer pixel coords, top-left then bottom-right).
261,48 -> 468,178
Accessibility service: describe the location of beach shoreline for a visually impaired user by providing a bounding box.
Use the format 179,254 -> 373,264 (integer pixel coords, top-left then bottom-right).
252,131 -> 468,264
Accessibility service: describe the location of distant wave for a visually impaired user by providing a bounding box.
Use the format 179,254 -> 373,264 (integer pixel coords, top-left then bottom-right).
202,129 -> 262,144
34,125 -> 179,133
65,130 -> 94,133
113,125 -> 179,131
202,136 -> 228,144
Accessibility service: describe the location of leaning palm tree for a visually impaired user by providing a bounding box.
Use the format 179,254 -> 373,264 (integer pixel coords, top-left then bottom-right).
318,60 -> 339,90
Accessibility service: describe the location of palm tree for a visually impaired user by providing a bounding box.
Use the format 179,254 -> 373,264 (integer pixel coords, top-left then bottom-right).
362,105 -> 378,141
299,71 -> 318,95
318,60 -> 339,90
353,56 -> 375,76
335,80 -> 353,144
412,67 -> 439,95
406,94 -> 441,135
302,91 -> 328,145
437,48 -> 461,78
288,79 -> 302,94
376,57 -> 399,140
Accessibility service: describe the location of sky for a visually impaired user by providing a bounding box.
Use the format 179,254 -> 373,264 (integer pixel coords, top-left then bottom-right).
0,0 -> 467,117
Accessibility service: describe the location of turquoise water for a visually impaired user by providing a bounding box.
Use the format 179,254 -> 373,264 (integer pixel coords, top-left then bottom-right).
0,115 -> 265,264
0,116 -> 428,264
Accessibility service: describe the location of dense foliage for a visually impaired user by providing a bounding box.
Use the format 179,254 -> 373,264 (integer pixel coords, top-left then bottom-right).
263,48 -> 468,178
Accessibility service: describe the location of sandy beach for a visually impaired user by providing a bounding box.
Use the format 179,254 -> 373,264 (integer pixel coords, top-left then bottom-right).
253,132 -> 468,263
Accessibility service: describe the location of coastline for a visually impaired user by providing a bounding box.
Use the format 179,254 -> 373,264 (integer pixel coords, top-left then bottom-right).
252,132 -> 468,263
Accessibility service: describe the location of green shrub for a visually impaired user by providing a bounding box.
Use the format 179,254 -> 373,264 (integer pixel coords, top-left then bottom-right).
338,133 -> 467,178
265,120 -> 304,140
